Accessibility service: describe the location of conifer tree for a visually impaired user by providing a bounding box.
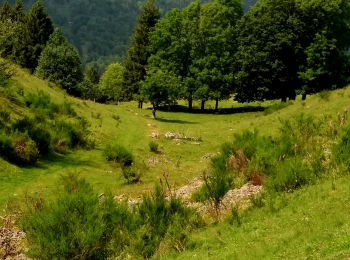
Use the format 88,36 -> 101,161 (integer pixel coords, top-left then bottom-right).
123,0 -> 160,108
85,64 -> 100,85
13,0 -> 53,71
12,0 -> 25,21
0,0 -> 13,21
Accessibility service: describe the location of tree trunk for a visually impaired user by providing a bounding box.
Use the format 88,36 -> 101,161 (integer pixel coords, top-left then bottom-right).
188,98 -> 193,110
289,91 -> 296,101
302,93 -> 307,101
281,96 -> 287,102
215,99 -> 219,111
138,100 -> 143,109
152,103 -> 156,119
201,100 -> 205,110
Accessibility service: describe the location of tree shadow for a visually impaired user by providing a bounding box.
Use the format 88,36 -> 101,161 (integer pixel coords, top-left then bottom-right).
156,117 -> 197,124
156,105 -> 265,114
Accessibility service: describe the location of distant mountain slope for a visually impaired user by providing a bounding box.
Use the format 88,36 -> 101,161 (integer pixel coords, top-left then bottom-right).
16,0 -> 257,68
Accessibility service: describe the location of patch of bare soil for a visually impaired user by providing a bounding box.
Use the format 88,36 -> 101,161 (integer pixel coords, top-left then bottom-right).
114,175 -> 262,217
0,222 -> 27,260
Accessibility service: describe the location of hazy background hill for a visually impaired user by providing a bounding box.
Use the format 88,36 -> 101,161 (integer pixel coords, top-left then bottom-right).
15,0 -> 257,69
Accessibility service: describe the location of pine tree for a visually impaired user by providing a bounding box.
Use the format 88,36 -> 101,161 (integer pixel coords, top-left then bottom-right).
123,0 -> 160,108
13,0 -> 53,71
12,0 -> 25,21
85,64 -> 100,85
0,0 -> 13,21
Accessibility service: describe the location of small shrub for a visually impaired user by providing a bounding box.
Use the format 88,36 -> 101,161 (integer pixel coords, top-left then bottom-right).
11,135 -> 39,165
53,120 -> 88,149
22,174 -> 127,259
149,140 -> 159,153
135,185 -> 201,258
104,144 -> 133,166
122,164 -> 142,183
28,127 -> 52,155
267,159 -> 314,192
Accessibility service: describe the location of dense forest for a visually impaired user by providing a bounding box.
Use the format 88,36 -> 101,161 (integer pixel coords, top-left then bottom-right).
12,0 -> 257,68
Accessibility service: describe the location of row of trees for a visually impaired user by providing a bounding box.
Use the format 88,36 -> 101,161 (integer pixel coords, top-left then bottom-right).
123,0 -> 350,110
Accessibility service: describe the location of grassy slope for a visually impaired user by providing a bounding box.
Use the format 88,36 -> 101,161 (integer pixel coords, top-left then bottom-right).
1,66 -> 350,211
167,176 -> 350,259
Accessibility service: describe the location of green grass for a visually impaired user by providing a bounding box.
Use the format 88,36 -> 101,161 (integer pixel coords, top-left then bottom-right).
166,176 -> 350,259
1,62 -> 350,211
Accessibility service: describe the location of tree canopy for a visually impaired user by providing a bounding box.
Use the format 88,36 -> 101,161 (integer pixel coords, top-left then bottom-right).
36,28 -> 83,95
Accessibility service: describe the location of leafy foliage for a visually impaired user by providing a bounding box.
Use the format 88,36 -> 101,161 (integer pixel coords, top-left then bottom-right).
99,63 -> 124,102
36,28 -> 83,95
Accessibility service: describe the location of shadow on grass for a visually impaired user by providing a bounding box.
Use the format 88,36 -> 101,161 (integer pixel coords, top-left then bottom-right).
36,152 -> 96,169
156,105 -> 265,114
156,117 -> 197,124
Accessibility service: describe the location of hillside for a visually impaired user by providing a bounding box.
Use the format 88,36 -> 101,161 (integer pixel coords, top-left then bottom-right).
13,0 -> 257,68
0,62 -> 349,205
2,63 -> 350,258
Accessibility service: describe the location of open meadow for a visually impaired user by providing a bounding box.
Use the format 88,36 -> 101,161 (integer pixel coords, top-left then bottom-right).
1,65 -> 350,210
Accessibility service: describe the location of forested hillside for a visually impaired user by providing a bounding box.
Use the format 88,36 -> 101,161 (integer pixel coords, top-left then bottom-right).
15,0 -> 257,68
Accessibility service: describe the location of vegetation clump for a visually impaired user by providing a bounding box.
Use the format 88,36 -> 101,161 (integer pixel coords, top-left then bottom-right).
22,174 -> 126,259
21,175 -> 202,259
149,140 -> 159,153
104,144 -> 133,166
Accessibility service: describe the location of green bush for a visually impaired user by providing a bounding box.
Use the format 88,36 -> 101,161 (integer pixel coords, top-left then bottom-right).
122,164 -> 142,183
22,174 -> 127,259
10,134 -> 39,165
135,185 -> 202,258
52,120 -> 88,150
104,144 -> 133,166
267,159 -> 315,192
29,127 -> 52,155
149,140 -> 159,153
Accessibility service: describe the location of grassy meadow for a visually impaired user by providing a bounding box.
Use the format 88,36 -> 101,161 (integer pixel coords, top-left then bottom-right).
2,65 -> 350,259
1,65 -> 350,210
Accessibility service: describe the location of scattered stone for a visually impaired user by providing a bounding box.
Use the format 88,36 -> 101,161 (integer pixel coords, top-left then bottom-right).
0,225 -> 26,260
151,131 -> 160,139
164,132 -> 202,142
